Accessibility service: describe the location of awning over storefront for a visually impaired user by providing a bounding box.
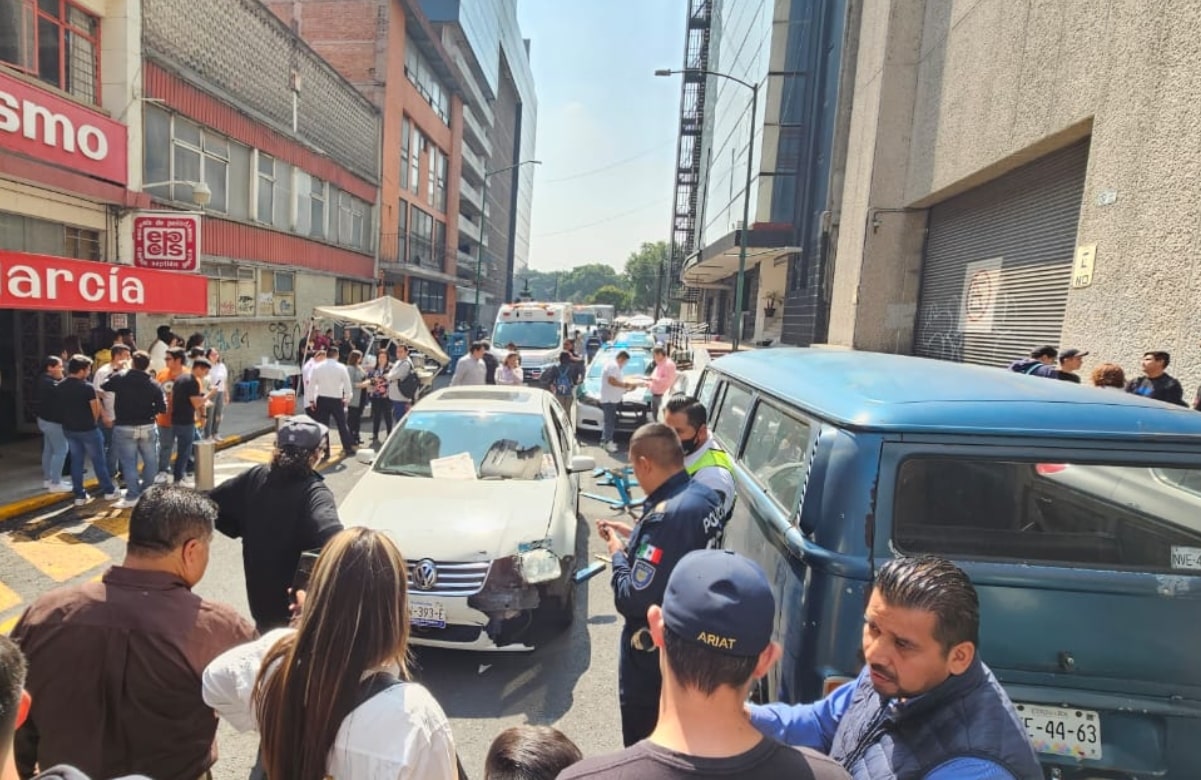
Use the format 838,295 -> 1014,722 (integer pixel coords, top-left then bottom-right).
454,284 -> 494,305
681,225 -> 800,286
0,251 -> 207,314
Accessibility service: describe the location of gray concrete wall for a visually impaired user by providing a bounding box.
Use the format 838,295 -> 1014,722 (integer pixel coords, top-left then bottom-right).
830,0 -> 1201,395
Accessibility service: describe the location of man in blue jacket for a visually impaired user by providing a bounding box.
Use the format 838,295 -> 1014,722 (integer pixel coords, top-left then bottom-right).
749,556 -> 1042,779
597,422 -> 723,747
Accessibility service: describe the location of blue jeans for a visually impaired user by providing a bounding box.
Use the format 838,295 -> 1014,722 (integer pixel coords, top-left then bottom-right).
157,424 -> 195,475
391,400 -> 409,421
169,425 -> 196,481
37,418 -> 68,484
113,425 -> 158,500
601,402 -> 619,443
65,428 -> 115,499
101,424 -> 119,480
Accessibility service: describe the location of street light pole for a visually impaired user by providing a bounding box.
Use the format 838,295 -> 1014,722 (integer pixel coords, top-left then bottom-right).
655,68 -> 758,350
474,159 -> 542,334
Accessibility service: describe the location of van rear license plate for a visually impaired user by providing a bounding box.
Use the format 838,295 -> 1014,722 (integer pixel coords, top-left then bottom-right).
1014,703 -> 1101,760
409,599 -> 446,629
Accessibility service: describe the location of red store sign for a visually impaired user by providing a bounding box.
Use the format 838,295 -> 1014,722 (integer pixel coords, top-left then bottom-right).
0,251 -> 207,315
133,212 -> 201,271
0,70 -> 128,186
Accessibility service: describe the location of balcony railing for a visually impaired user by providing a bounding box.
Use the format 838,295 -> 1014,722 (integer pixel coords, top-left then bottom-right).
379,232 -> 407,265
458,214 -> 481,243
460,178 -> 483,211
463,107 -> 492,156
461,144 -> 485,180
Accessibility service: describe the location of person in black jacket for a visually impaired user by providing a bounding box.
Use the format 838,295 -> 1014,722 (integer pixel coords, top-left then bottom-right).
208,416 -> 344,632
34,357 -> 70,493
1126,350 -> 1186,406
102,351 -> 166,509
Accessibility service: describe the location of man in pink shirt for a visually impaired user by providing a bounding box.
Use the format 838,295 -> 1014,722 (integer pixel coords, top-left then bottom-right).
647,347 -> 678,420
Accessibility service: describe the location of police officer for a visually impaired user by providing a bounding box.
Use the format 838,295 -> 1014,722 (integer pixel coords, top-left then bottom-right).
596,422 -> 723,747
663,395 -> 736,538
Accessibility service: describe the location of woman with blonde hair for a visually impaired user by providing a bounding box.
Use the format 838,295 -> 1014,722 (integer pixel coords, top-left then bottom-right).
203,527 -> 459,779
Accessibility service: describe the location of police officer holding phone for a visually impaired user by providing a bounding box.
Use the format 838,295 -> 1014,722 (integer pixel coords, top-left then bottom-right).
597,422 -> 723,747
209,416 -> 344,632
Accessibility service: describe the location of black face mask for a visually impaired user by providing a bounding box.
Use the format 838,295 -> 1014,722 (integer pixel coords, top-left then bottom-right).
680,432 -> 701,456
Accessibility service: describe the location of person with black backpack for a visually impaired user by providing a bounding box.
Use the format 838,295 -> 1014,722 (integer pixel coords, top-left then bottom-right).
202,528 -> 461,779
387,344 -> 421,421
542,350 -> 584,417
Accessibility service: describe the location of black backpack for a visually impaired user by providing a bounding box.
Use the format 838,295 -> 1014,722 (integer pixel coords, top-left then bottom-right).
396,359 -> 420,400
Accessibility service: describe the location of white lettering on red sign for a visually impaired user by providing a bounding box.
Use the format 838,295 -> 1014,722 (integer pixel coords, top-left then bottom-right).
0,70 -> 127,185
4,262 -> 145,306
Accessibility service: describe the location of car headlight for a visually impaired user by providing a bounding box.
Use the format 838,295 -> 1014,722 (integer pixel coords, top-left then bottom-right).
519,548 -> 562,584
577,391 -> 599,406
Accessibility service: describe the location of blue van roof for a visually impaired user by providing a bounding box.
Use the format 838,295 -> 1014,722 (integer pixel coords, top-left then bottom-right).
711,348 -> 1201,439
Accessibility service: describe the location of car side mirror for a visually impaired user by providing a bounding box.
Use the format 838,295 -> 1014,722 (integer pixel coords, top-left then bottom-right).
356,448 -> 377,465
569,455 -> 596,473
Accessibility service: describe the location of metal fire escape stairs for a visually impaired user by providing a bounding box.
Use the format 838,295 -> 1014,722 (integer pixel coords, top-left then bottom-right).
668,0 -> 712,308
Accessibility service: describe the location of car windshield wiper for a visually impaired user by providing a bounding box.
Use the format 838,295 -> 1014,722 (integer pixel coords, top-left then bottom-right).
376,466 -> 430,477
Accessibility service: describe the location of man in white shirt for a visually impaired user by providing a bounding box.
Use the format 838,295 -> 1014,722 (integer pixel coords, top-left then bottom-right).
302,349 -> 322,408
92,343 -> 129,483
450,341 -> 488,387
309,347 -> 355,458
147,325 -> 173,373
600,350 -> 640,453
386,344 -> 417,420
663,395 -> 736,534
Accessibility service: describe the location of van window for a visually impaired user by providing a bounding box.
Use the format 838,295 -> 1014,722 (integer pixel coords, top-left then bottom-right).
894,458 -> 1201,572
694,369 -> 716,409
712,384 -> 752,449
741,402 -> 812,512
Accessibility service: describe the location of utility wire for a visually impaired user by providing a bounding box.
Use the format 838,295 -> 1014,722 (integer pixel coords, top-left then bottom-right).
542,140 -> 675,184
535,197 -> 669,238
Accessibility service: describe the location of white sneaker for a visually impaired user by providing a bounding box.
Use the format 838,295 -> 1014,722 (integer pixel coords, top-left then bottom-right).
114,497 -> 137,510
604,441 -> 618,453
103,491 -> 122,501
48,482 -> 72,494
43,479 -> 51,489
74,496 -> 93,507
177,476 -> 195,488
154,472 -> 170,485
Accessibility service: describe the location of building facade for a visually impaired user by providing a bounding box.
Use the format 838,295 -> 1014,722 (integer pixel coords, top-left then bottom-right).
423,0 -> 537,327
827,0 -> 1201,399
268,0 -> 467,332
672,0 -> 849,348
141,0 -> 380,379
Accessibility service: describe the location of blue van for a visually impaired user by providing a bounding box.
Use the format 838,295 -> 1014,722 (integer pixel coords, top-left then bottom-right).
693,348 -> 1201,779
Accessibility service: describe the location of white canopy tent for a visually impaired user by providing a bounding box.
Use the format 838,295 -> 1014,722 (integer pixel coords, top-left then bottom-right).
313,296 -> 450,366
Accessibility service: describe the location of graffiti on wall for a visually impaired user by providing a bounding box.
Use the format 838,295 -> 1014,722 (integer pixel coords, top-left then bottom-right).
203,326 -> 251,353
269,321 -> 304,362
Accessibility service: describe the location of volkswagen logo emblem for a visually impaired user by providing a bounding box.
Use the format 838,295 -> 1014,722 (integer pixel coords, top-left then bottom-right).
412,559 -> 439,591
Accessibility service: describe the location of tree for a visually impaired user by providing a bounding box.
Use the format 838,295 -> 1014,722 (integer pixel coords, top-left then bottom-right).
623,241 -> 670,314
590,285 -> 632,312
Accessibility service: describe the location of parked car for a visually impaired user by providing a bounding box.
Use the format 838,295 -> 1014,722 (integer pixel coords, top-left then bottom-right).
339,386 -> 595,650
575,346 -> 653,436
696,348 -> 1201,779
610,330 -> 655,350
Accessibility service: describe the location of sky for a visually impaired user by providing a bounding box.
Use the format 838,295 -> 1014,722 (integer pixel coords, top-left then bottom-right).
515,0 -> 686,273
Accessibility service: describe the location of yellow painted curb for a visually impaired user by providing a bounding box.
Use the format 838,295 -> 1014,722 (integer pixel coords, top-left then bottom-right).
0,425 -> 276,524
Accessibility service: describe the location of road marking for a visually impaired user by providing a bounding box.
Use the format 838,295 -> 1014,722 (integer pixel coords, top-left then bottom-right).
91,511 -> 130,541
0,581 -> 20,613
0,615 -> 18,636
6,526 -> 111,582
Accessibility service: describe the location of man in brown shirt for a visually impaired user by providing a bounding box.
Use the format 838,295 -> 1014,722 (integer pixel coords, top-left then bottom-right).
11,485 -> 256,780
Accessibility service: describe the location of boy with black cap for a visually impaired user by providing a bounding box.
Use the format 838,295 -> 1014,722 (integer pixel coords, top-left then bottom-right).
1056,347 -> 1088,383
1007,346 -> 1060,378
560,550 -> 848,780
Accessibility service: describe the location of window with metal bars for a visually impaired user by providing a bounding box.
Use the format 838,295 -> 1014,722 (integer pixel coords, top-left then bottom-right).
0,0 -> 100,104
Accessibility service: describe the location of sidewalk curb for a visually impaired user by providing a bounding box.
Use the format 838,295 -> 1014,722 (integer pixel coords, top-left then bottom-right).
0,423 -> 278,523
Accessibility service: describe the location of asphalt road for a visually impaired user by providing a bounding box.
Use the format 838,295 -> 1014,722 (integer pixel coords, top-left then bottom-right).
0,417 -> 634,780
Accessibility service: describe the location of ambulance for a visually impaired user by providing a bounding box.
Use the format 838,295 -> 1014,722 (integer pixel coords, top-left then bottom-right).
490,301 -> 575,384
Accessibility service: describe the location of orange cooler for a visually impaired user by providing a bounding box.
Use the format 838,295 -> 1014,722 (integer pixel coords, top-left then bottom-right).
268,390 -> 296,417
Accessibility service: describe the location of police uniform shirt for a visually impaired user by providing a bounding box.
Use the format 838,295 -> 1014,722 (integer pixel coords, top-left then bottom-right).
610,471 -> 724,626
684,438 -> 736,519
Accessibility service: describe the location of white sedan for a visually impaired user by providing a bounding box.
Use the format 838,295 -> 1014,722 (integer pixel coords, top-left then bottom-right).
339,386 -> 595,651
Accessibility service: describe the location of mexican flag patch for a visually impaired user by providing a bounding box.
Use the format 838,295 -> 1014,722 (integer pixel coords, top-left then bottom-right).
637,543 -> 663,564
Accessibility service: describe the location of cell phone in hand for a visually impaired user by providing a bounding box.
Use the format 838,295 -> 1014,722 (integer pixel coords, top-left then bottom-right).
291,550 -> 321,599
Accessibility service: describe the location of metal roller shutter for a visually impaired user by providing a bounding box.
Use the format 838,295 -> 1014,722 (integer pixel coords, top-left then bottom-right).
914,141 -> 1088,366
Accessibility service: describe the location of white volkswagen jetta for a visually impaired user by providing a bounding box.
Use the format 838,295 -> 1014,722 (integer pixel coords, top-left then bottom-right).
339,385 -> 595,651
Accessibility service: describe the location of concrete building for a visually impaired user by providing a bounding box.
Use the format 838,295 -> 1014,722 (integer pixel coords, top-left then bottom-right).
140,0 -> 380,379
828,0 -> 1201,400
268,0 -> 467,333
671,0 -> 849,348
423,0 -> 537,327
0,0 -> 381,444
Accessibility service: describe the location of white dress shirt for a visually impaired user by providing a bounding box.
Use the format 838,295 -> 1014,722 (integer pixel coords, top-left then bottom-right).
311,358 -> 353,401
203,630 -> 459,780
600,362 -> 627,404
450,356 -> 486,386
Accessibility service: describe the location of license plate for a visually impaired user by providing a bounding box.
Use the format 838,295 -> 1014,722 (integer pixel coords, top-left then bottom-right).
1014,703 -> 1102,760
409,599 -> 446,629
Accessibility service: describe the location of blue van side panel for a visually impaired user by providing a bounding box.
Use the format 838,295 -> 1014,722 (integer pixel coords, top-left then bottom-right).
776,568 -> 872,705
